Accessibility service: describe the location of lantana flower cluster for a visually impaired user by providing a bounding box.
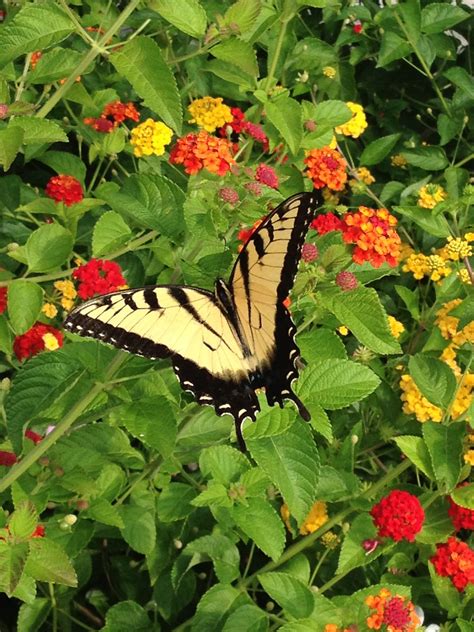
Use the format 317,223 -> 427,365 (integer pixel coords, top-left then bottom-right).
430,536 -> 474,591
365,589 -> 420,632
217,106 -> 269,150
72,259 -> 127,300
169,131 -> 235,176
13,323 -> 63,361
417,183 -> 447,209
130,119 -> 173,157
304,147 -> 347,191
281,500 -> 328,536
402,233 -> 473,284
84,100 -> 140,133
335,102 -> 368,138
370,490 -> 425,542
188,96 -> 233,133
448,486 -> 474,531
45,174 -> 84,206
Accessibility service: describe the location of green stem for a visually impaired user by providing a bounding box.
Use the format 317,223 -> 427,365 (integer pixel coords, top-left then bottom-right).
454,152 -> 473,168
0,353 -> 127,494
264,14 -> 293,93
36,0 -> 141,119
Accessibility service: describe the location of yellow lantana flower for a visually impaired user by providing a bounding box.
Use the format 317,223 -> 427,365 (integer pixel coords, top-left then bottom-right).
281,501 -> 328,535
323,66 -> 336,79
335,102 -> 367,138
42,332 -> 60,351
42,303 -> 58,318
417,184 -> 447,209
388,315 -> 404,339
188,96 -> 233,133
130,119 -> 173,157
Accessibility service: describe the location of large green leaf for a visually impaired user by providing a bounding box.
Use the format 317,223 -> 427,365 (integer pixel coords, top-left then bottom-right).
394,436 -> 435,480
118,505 -> 156,555
421,3 -> 469,34
92,211 -> 132,257
337,513 -> 380,575
119,396 -> 177,458
8,502 -> 37,540
265,98 -> 302,155
211,39 -> 258,78
377,32 -> 411,67
186,534 -> 240,584
408,354 -> 457,409
0,127 -> 24,171
25,224 -> 73,272
110,37 -> 182,133
258,572 -> 315,619
246,422 -> 320,526
17,599 -> 51,632
0,542 -> 29,596
102,601 -> 151,632
0,3 -> 75,66
222,605 -> 268,632
37,151 -> 86,183
156,483 -> 197,522
27,47 -> 83,84
394,205 -> 451,238
7,281 -> 43,335
199,445 -> 249,485
192,584 -> 251,631
318,287 -> 401,354
422,422 -> 464,491
401,146 -> 448,171
232,498 -> 285,561
360,134 -> 400,166
224,0 -> 262,35
444,67 -> 474,101
8,118 -> 67,146
150,0 -> 207,38
24,539 -> 77,587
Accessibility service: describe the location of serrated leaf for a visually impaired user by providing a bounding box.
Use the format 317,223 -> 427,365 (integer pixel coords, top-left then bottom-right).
206,59 -> 255,89
444,166 -> 469,201
5,351 -> 83,452
9,502 -> 37,540
102,601 -> 150,632
337,513 -> 379,575
85,498 -> 124,528
377,32 -> 411,67
318,287 -> 401,354
394,436 -> 435,480
37,151 -> 86,183
7,281 -> 43,335
401,146 -> 448,171
422,422 -> 464,490
110,37 -> 182,133
191,482 -> 232,508
17,598 -> 51,632
150,0 -> 207,37
308,404 -> 333,442
417,497 -> 453,544
27,47 -> 83,84
157,483 -> 197,522
92,211 -> 131,257
421,3 -> 469,34
450,484 -> 474,510
242,407 -> 295,439
258,572 -> 314,618
8,118 -> 67,146
187,534 -> 240,584
265,98 -> 302,155
299,359 -> 380,410
119,396 -> 176,458
444,67 -> 474,101
395,285 -> 420,321
0,4 -> 75,66
25,223 -> 73,272
314,466 -> 360,502
393,205 -> 450,237
313,100 -> 352,128
210,39 -> 258,78
408,355 -> 457,409
225,0 -> 262,35
0,126 -> 24,171
247,422 -> 319,526
24,539 -> 77,587
222,605 -> 268,632
199,445 -> 249,485
0,542 -> 29,596
118,505 -> 156,555
232,498 -> 285,561
192,584 -> 251,631
360,134 -> 400,166
297,328 -> 347,363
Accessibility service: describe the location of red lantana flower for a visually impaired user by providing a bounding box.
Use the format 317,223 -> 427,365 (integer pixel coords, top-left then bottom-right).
0,286 -> 7,314
169,131 -> 235,176
13,323 -> 64,361
244,122 -> 269,150
255,164 -> 279,189
304,147 -> 347,191
45,175 -> 84,206
237,219 -> 264,247
448,485 -> 474,531
370,490 -> 425,542
0,451 -> 17,466
311,212 -> 343,234
72,259 -> 127,300
25,430 -> 42,445
84,100 -> 140,133
431,536 -> 474,591
218,106 -> 246,136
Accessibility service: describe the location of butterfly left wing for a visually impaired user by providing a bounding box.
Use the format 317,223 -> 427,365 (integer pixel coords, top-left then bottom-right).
229,191 -> 322,417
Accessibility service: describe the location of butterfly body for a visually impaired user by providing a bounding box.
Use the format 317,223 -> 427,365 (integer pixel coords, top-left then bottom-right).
64,192 -> 322,448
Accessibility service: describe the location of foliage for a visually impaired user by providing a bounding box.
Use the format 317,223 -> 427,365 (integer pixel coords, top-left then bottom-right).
0,1 -> 473,630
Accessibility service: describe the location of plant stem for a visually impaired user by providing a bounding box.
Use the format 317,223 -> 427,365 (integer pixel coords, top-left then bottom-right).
264,14 -> 293,93
0,353 -> 127,494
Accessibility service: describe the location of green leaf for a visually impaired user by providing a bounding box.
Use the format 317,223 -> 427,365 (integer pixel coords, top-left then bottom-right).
17,599 -> 51,632
421,3 -> 469,34
299,359 -> 380,410
9,502 -> 37,540
37,151 -> 86,183
401,146 -> 448,171
224,0 -> 262,35
150,0 -> 207,38
0,315 -> 13,355
5,351 -> 83,452
408,355 -> 457,409
222,605 -> 268,632
192,584 -> 250,631
444,166 -> 469,201
437,113 -> 464,146
360,134 -> 400,166
422,422 -> 464,490
247,422 -> 320,526
157,483 -> 197,522
377,32 -> 411,67
395,285 -> 420,321
0,542 -> 29,596
313,100 -> 352,128
258,572 -> 315,618
102,601 -> 151,632
428,561 -> 462,616
417,496 -> 454,545
186,534 -> 240,584
206,59 -> 255,89
7,281 -> 43,335
118,505 -> 156,555
25,223 -> 73,272
119,396 -> 177,458
210,39 -> 258,78
450,484 -> 474,510
85,498 -> 124,528
0,127 -> 24,171
265,98 -> 302,155
241,407 -> 295,439
110,36 -> 182,134
394,205 -> 451,238
394,436 -> 435,480
444,67 -> 474,101
297,328 -> 347,364
0,4 -> 75,66
318,287 -> 401,354
24,539 -> 77,587
92,211 -> 132,257
314,466 -> 360,502
27,47 -> 83,84
8,118 -> 67,146
199,445 -> 249,485
337,513 -> 379,574
232,498 -> 285,561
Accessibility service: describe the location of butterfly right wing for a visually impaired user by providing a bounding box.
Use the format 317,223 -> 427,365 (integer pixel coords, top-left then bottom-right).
64,286 -> 260,424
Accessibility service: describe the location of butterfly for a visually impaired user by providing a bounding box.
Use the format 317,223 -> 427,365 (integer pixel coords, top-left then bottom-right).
64,191 -> 322,449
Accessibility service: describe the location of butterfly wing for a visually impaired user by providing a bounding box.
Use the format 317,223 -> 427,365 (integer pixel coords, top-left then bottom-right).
229,191 -> 322,417
64,286 -> 260,427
